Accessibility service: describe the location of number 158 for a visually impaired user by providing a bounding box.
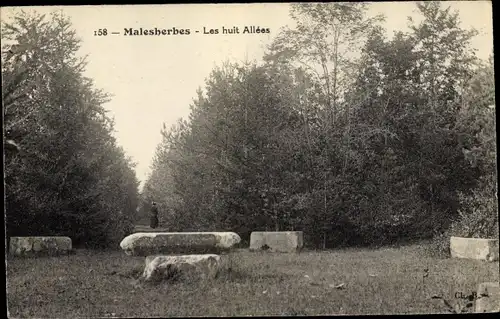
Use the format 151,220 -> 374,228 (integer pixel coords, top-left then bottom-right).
94,29 -> 108,36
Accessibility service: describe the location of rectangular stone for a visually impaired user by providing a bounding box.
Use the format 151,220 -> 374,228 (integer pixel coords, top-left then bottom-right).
249,231 -> 303,253
450,236 -> 499,261
475,282 -> 500,313
9,236 -> 72,257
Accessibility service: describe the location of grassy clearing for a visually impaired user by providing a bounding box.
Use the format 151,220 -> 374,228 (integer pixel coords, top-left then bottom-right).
7,244 -> 499,317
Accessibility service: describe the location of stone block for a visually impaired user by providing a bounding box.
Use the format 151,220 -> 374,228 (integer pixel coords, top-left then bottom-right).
475,282 -> 500,313
9,236 -> 72,257
450,237 -> 499,262
143,254 -> 222,282
120,232 -> 241,256
249,231 -> 303,253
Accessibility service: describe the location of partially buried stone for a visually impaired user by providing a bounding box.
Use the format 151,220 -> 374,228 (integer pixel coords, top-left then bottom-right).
143,254 -> 222,282
120,232 -> 241,256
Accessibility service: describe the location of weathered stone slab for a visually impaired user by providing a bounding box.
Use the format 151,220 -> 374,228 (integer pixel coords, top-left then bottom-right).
143,254 -> 222,282
120,232 -> 241,256
9,236 -> 72,257
450,237 -> 499,262
249,231 -> 303,253
475,282 -> 500,313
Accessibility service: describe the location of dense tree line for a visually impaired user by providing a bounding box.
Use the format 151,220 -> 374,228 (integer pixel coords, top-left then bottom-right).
3,11 -> 140,248
143,2 -> 496,248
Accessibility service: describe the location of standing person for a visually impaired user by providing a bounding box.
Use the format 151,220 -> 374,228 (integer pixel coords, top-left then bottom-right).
150,202 -> 159,229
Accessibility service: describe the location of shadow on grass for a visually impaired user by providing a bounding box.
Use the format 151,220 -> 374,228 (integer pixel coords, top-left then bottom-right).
120,261 -> 292,288
6,249 -> 77,260
214,265 -> 292,284
115,265 -> 144,279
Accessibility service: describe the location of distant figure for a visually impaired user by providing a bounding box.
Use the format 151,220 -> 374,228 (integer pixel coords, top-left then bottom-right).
150,202 -> 159,229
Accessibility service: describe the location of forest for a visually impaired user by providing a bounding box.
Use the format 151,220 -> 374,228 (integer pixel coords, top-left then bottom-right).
140,2 -> 497,249
3,2 -> 497,250
3,11 -> 140,248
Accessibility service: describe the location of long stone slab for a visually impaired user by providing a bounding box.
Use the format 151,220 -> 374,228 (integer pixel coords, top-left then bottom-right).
143,254 -> 222,282
249,231 -> 303,253
120,232 -> 241,256
450,236 -> 499,262
475,282 -> 500,313
9,236 -> 72,257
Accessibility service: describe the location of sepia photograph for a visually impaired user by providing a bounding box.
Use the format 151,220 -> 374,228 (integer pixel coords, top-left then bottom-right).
3,1 -> 498,317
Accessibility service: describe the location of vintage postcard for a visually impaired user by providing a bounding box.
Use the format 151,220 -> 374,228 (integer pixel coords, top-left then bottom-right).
3,2 -> 498,317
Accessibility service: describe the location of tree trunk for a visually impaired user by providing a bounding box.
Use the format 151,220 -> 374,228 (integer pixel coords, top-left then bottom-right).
274,208 -> 279,231
331,28 -> 339,127
323,171 -> 328,249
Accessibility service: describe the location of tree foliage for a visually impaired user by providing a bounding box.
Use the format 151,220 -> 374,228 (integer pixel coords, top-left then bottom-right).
3,10 -> 139,248
142,1 -> 496,247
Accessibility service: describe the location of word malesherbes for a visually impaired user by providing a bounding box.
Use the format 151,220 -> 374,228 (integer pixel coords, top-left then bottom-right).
124,27 -> 190,36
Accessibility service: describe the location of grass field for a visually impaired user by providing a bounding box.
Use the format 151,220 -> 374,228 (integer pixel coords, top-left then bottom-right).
7,244 -> 499,317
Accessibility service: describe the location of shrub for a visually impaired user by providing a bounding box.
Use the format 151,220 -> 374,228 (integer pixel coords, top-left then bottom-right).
424,229 -> 453,258
425,176 -> 498,258
450,183 -> 499,239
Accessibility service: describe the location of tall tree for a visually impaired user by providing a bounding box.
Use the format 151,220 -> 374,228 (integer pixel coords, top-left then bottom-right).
3,10 -> 139,247
143,62 -> 305,241
345,1 -> 485,242
264,2 -> 385,247
451,55 -> 497,238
